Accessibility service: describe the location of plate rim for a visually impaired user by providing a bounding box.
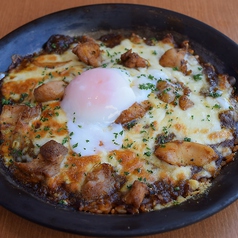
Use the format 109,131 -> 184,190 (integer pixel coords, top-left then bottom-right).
0,3 -> 238,237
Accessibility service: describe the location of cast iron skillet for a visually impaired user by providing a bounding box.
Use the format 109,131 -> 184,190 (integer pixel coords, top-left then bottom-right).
0,4 -> 238,237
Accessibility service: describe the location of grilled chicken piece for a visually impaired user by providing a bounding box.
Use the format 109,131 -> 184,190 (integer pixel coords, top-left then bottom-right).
121,49 -> 148,68
159,48 -> 186,69
123,180 -> 148,209
12,105 -> 41,159
161,33 -> 176,46
14,140 -> 68,183
0,105 -> 41,160
72,35 -> 102,67
99,33 -> 124,48
156,80 -> 194,109
0,104 -> 40,128
79,163 -> 126,214
156,80 -> 177,104
179,95 -> 194,110
159,41 -> 193,75
154,140 -> 218,167
115,102 -> 147,125
81,163 -> 117,201
130,33 -> 143,44
34,81 -> 66,102
43,34 -> 76,54
0,105 -> 28,131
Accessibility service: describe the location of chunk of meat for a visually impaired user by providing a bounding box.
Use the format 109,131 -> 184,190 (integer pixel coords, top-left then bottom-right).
0,105 -> 40,131
130,33 -> 143,44
219,110 -> 235,130
179,95 -> 194,110
157,80 -> 194,107
161,33 -> 176,46
99,33 -> 124,48
72,36 -> 102,67
180,60 -> 192,75
156,80 -> 177,103
0,105 -> 41,160
156,132 -> 176,145
143,37 -> 157,46
121,49 -> 148,68
13,105 -> 41,158
123,180 -> 148,209
159,40 -> 193,75
18,105 -> 41,123
39,140 -> 68,162
81,163 -> 117,201
159,48 -> 186,69
200,63 -> 235,98
154,140 -> 218,167
203,63 -> 216,81
8,54 -> 23,70
79,163 -> 126,213
0,104 -> 27,131
227,76 -> 236,86
115,102 -> 147,124
14,140 -> 68,183
153,180 -> 190,204
202,63 -> 233,91
43,34 -> 77,54
34,81 -> 66,102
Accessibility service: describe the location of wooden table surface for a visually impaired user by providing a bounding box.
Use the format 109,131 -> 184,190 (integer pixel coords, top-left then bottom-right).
0,0 -> 238,238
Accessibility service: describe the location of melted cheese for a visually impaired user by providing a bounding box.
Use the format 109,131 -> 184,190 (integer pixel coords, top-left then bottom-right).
0,34 -> 236,213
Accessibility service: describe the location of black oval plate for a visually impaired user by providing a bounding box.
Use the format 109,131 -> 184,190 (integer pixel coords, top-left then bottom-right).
0,4 -> 238,237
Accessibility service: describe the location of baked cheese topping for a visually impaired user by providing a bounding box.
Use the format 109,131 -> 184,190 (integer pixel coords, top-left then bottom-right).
0,33 -> 237,214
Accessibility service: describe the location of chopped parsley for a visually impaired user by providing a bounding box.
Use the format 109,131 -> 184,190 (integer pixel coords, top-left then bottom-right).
54,106 -> 61,110
150,122 -> 156,131
51,43 -> 57,49
19,93 -> 28,102
144,151 -> 151,157
1,98 -> 11,105
72,143 -> 78,148
209,91 -> 222,98
212,104 -> 221,109
62,137 -> 69,145
122,142 -> 133,149
125,121 -> 137,130
193,74 -> 203,81
40,117 -> 49,122
139,83 -> 156,91
174,186 -> 180,191
136,168 -> 141,173
43,126 -> 50,131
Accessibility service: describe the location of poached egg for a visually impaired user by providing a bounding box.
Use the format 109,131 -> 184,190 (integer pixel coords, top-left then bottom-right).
61,68 -> 136,156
